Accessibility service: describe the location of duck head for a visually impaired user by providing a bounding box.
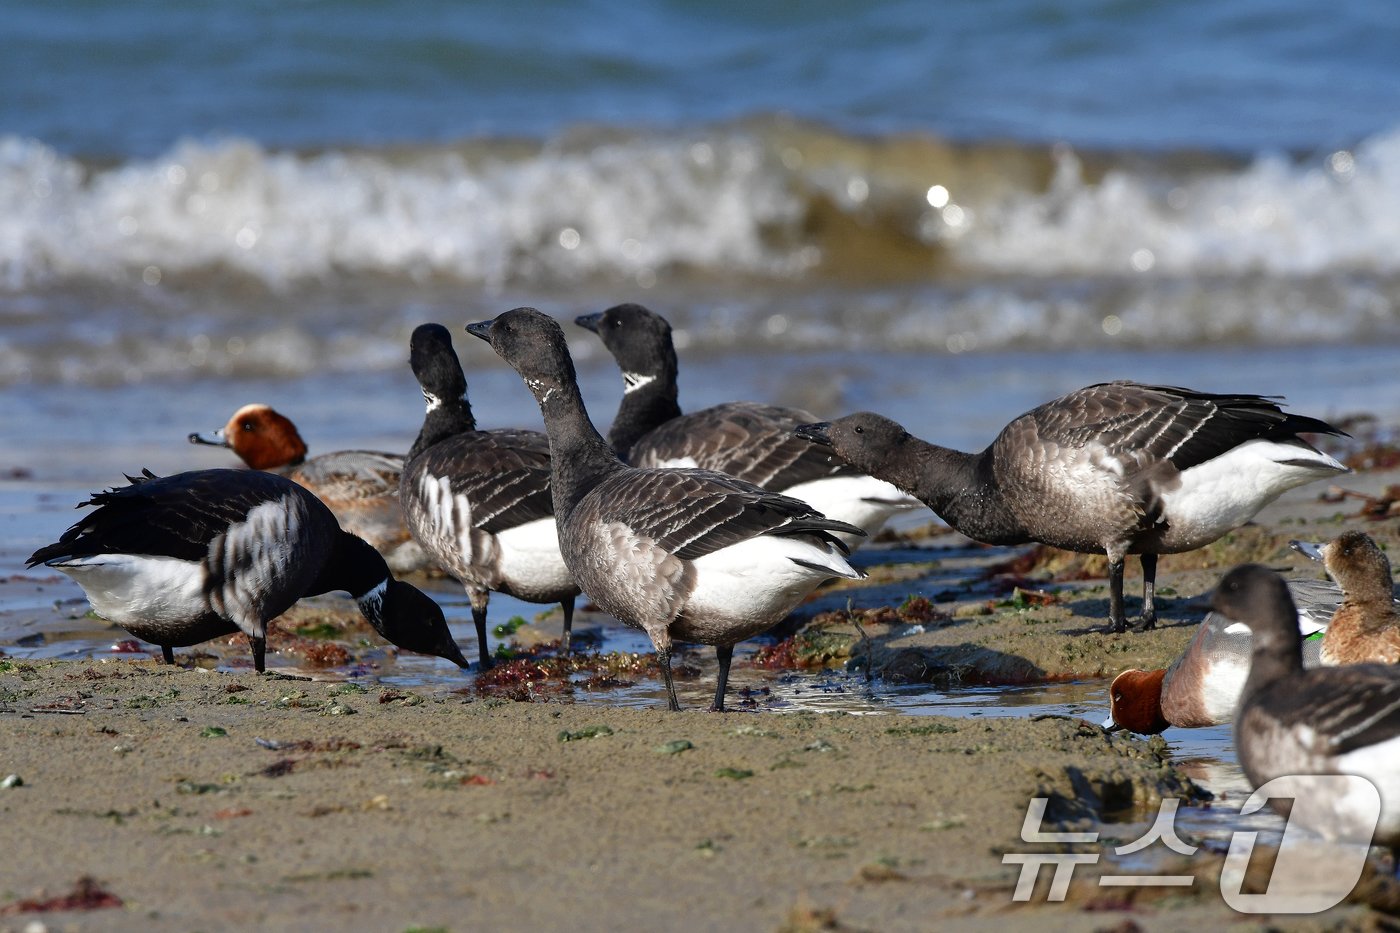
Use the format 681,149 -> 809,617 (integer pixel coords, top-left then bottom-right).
1102,668 -> 1170,734
1293,531 -> 1393,604
190,404 -> 308,471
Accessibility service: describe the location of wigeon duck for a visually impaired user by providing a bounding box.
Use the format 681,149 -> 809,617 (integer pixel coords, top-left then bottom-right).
795,385 -> 1347,633
468,308 -> 864,712
1103,577 -> 1334,733
398,324 -> 580,670
1212,563 -> 1400,847
574,303 -> 921,548
27,469 -> 467,672
1291,532 -> 1400,665
189,403 -> 430,575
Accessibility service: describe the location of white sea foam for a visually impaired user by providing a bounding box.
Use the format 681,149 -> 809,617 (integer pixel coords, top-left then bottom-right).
0,133 -> 805,290
955,129 -> 1400,276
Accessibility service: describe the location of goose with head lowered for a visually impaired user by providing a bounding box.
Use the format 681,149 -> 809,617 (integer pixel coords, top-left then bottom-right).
795,384 -> 1347,633
27,468 -> 468,671
190,403 -> 430,574
1211,563 -> 1400,849
468,307 -> 865,711
574,303 -> 921,547
398,323 -> 580,670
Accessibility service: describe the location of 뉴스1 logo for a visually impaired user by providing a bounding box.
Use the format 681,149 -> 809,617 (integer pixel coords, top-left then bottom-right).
1003,775 -> 1381,913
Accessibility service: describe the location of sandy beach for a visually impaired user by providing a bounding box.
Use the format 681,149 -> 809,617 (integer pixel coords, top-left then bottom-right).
4,460 -> 1399,931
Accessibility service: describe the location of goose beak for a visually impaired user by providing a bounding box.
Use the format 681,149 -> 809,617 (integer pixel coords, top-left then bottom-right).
574,312 -> 603,333
188,430 -> 229,448
1289,540 -> 1325,562
464,320 -> 495,342
794,422 -> 833,446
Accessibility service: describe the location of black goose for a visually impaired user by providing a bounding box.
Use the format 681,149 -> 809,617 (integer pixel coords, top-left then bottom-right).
795,384 -> 1347,632
398,323 -> 580,669
1212,564 -> 1400,848
468,307 -> 864,711
575,303 -> 921,547
27,468 -> 467,671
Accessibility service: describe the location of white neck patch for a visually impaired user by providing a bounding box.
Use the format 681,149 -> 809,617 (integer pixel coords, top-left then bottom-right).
357,578 -> 388,617
623,372 -> 657,394
526,377 -> 556,404
422,390 -> 441,413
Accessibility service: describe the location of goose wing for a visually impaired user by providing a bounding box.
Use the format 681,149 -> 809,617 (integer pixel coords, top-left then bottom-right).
631,402 -> 853,491
592,468 -> 862,561
1018,382 -> 1344,474
405,430 -> 554,535
27,469 -> 311,565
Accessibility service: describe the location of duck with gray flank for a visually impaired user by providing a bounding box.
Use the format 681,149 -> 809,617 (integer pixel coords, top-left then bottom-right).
795,384 -> 1347,633
575,303 -> 921,548
1103,576 -> 1337,733
468,307 -> 865,711
190,403 -> 431,574
398,323 -> 580,670
27,468 -> 468,672
1291,531 -> 1400,665
1212,563 -> 1400,847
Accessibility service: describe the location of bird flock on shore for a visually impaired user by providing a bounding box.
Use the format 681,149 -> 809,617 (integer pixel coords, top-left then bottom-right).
26,303 -> 1400,850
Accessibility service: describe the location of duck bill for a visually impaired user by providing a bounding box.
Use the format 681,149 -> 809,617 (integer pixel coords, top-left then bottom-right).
464,320 -> 494,342
574,312 -> 603,333
1100,715 -> 1123,733
794,422 -> 833,446
1289,540 -> 1325,562
188,430 -> 230,448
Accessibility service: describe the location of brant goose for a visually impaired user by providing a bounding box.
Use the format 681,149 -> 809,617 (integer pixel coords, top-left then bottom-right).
795,384 -> 1347,632
468,307 -> 865,711
1212,564 -> 1400,847
1291,531 -> 1400,665
27,468 -> 468,672
190,403 -> 430,575
398,323 -> 580,669
574,303 -> 921,546
1104,576 -> 1333,733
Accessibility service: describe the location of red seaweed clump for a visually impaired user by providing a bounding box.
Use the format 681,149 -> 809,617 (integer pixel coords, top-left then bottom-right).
0,877 -> 122,915
474,643 -> 695,701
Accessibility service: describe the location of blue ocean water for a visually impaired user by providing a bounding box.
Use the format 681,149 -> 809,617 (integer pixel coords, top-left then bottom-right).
8,0 -> 1400,157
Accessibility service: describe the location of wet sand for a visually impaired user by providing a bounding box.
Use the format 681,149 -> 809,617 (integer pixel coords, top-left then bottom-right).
2,469 -> 1399,929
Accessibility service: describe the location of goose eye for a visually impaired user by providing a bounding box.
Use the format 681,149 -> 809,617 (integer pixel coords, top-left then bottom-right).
854,425 -> 864,434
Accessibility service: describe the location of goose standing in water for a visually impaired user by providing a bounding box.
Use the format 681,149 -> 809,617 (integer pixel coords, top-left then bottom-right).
469,308 -> 863,711
797,385 -> 1346,632
398,324 -> 579,669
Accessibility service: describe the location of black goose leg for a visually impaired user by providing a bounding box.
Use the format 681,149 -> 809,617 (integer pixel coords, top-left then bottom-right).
1133,553 -> 1159,632
470,589 -> 493,671
658,647 -> 680,712
711,644 -> 734,712
1106,556 -> 1127,634
161,645 -> 175,665
559,595 -> 575,654
252,634 -> 266,673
